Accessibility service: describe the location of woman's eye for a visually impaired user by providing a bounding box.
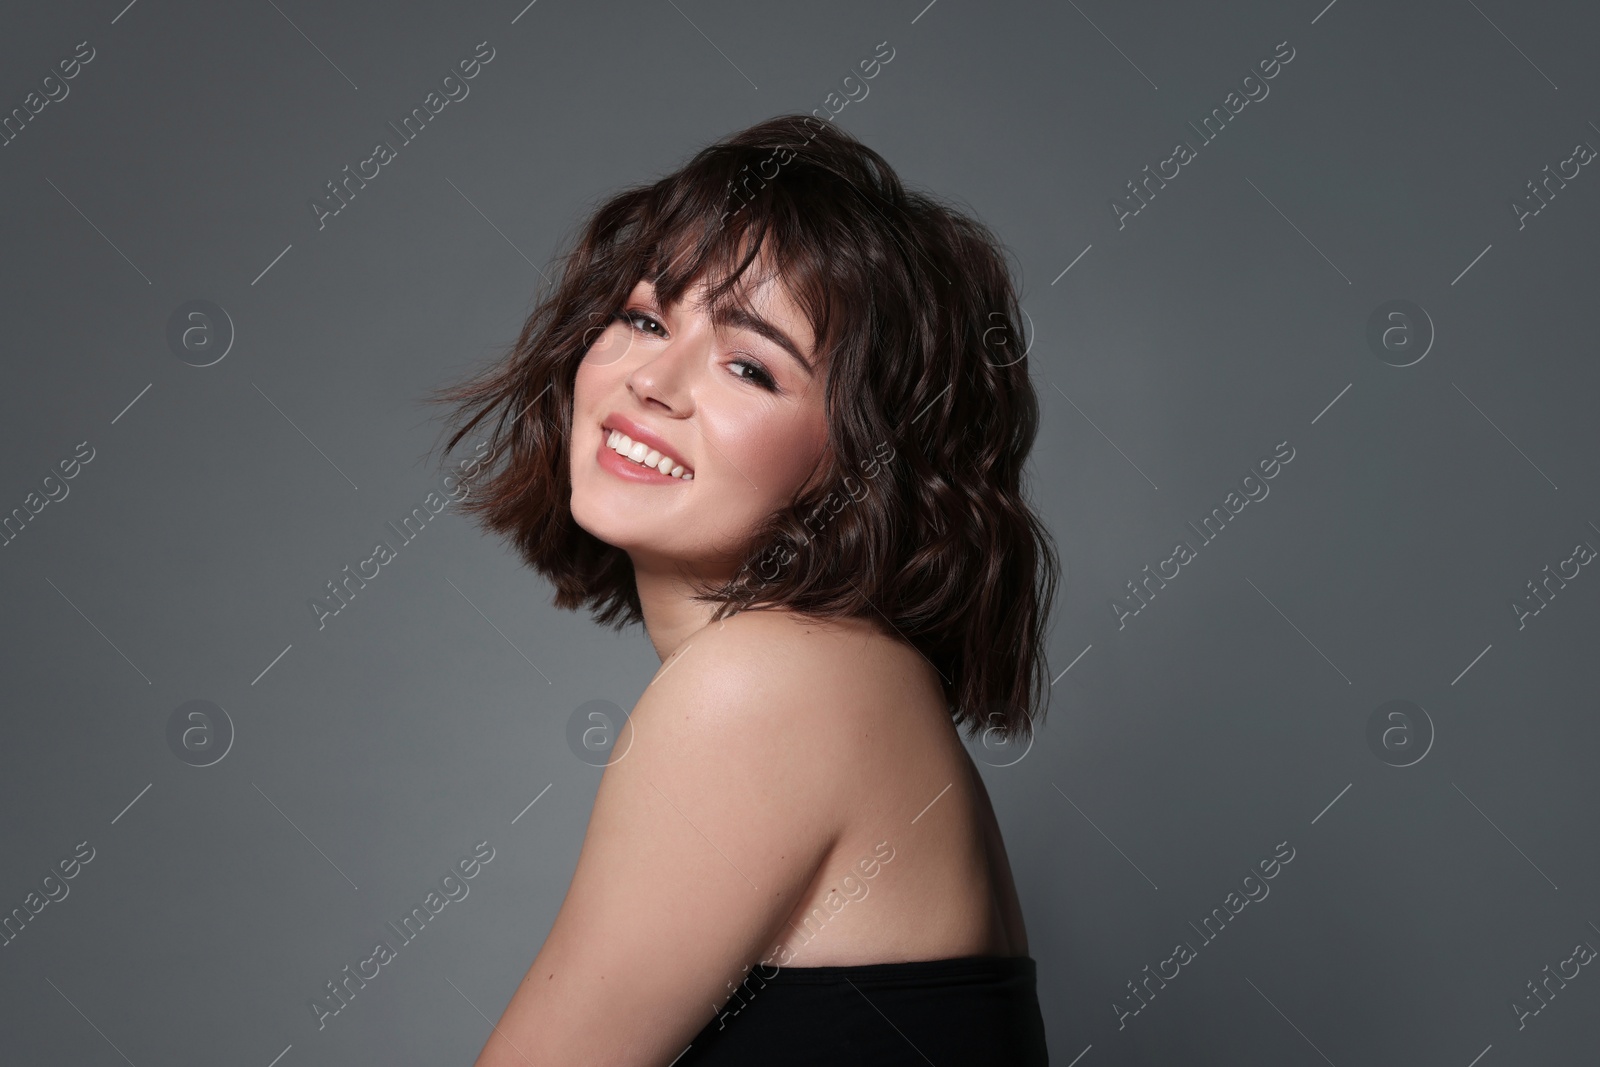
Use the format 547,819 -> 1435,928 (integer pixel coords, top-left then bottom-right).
731,359 -> 778,391
617,310 -> 777,391
621,310 -> 665,336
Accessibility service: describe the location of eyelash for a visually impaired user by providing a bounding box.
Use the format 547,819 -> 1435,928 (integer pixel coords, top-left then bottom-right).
616,309 -> 779,392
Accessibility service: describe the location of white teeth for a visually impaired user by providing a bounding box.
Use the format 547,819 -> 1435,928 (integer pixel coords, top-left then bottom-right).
605,428 -> 692,479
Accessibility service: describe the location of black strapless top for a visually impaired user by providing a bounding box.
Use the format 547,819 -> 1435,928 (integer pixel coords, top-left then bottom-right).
675,954 -> 1049,1065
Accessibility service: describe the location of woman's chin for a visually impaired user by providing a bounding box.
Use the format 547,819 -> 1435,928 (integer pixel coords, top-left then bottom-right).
572,503 -> 673,557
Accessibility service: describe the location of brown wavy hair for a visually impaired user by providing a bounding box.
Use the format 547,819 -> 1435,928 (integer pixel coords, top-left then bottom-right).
431,114 -> 1060,742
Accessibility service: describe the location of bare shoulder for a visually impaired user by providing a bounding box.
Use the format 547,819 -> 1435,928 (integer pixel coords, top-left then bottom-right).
475,610 -> 919,1063
676,607 -> 935,680
635,608 -> 953,795
648,608 -> 942,733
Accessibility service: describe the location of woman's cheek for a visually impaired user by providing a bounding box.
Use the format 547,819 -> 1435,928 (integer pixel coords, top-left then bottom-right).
581,325 -> 630,369
766,425 -> 827,487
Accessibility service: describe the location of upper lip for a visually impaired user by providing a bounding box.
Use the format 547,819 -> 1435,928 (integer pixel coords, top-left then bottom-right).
601,413 -> 693,473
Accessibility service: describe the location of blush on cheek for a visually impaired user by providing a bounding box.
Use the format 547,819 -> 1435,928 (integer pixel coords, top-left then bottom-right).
578,334 -> 627,379
742,421 -> 828,494
570,353 -> 623,451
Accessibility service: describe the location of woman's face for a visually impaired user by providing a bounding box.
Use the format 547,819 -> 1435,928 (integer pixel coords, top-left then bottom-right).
569,265 -> 828,578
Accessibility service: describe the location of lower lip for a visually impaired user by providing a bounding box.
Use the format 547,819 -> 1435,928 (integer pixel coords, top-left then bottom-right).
596,431 -> 690,485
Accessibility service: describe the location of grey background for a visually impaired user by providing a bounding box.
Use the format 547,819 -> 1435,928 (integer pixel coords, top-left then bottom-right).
2,0 -> 1597,1063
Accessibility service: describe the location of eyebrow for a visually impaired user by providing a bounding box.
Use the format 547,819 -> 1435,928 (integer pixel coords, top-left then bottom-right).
714,303 -> 816,378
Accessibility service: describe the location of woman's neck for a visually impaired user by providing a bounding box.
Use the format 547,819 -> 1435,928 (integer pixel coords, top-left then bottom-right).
632,557 -> 737,663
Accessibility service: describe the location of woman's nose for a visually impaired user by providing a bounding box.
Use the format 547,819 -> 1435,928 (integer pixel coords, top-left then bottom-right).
626,330 -> 701,401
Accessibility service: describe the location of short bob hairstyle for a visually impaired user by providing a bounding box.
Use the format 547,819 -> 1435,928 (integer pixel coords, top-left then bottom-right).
433,114 -> 1060,743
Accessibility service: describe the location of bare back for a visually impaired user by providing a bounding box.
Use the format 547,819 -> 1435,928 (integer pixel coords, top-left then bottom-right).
470,607 -> 1032,1066
751,612 -> 1030,967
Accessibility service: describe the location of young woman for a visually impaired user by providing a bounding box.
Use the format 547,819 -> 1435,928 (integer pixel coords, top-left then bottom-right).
437,114 -> 1059,1066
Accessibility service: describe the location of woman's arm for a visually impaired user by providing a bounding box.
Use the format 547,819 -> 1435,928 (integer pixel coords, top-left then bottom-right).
471,616 -> 850,1066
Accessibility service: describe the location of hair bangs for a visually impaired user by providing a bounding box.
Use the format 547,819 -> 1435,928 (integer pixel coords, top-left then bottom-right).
635,171 -> 842,378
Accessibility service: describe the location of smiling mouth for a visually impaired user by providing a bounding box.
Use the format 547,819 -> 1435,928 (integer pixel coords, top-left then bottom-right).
601,424 -> 693,480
